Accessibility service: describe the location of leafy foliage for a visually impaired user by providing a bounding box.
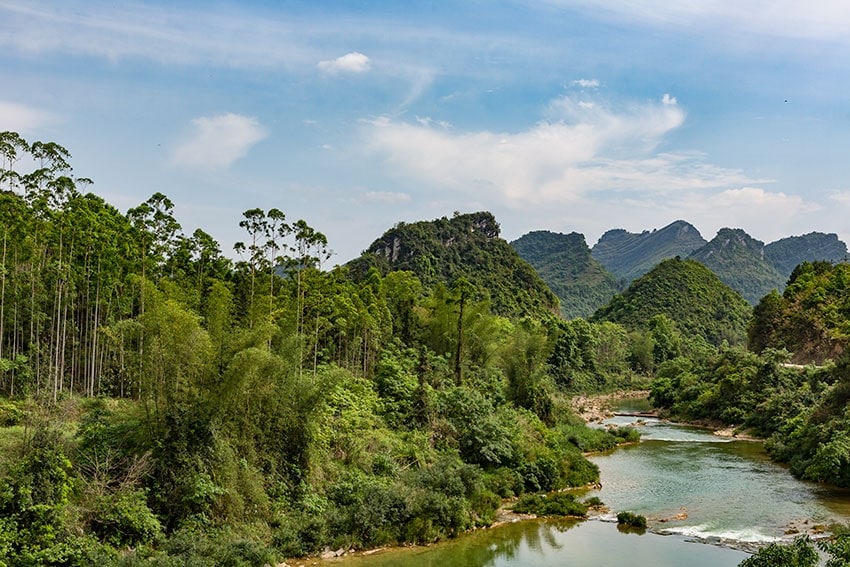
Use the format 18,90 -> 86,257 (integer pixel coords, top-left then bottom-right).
749,261 -> 850,364
347,212 -> 560,318
593,257 -> 752,347
738,537 -> 818,567
0,131 -> 648,564
511,492 -> 587,517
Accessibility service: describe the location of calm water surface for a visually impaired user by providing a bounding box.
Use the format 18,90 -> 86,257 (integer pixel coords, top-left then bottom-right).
326,398 -> 850,566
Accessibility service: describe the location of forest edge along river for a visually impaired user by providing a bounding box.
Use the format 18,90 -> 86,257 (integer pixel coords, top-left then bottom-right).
313,392 -> 850,567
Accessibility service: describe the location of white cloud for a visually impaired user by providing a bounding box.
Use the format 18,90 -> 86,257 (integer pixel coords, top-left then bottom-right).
662,93 -> 677,106
171,113 -> 267,169
572,78 -> 599,88
359,191 -> 411,204
363,94 -> 765,215
829,191 -> 850,205
317,52 -> 370,74
0,100 -> 52,132
553,1 -> 850,45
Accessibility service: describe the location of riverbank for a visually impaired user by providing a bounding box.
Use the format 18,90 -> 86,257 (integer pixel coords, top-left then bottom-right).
569,389 -> 652,423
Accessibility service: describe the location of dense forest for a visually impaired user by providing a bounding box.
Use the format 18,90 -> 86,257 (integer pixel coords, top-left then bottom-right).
0,132 -> 652,565
3,131 -> 850,566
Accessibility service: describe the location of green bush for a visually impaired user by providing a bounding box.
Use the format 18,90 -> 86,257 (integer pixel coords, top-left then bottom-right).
512,492 -> 587,517
616,511 -> 647,529
0,400 -> 26,427
738,537 -> 817,567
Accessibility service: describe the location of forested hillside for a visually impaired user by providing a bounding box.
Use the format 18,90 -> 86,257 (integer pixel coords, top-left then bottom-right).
590,220 -> 706,283
688,228 -> 785,305
592,257 -> 752,348
749,261 -> 850,363
588,220 -> 847,306
511,230 -> 619,319
650,260 -> 850,488
0,132 -> 647,565
764,232 -> 848,277
348,212 -> 560,318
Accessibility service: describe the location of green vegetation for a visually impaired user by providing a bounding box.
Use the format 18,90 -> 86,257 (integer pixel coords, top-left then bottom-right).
689,228 -> 785,305
6,130 -> 850,565
616,511 -> 647,529
738,528 -> 850,567
511,492 -> 588,517
511,230 -> 619,319
0,132 -> 641,564
738,537 -> 819,567
591,220 -> 707,283
348,212 -> 559,318
749,261 -> 850,363
593,257 -> 752,349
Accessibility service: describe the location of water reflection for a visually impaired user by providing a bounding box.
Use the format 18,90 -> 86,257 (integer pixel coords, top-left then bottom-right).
326,519 -> 747,567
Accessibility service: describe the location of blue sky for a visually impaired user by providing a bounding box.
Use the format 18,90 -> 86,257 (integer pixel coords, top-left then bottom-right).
3,1 -> 850,263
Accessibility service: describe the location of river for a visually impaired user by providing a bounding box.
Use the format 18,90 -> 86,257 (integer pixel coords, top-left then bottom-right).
323,398 -> 850,566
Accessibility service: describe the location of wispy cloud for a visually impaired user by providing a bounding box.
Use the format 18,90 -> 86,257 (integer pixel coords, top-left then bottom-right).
318,51 -> 371,74
572,78 -> 599,88
551,1 -> 850,45
358,191 -> 412,204
0,2 -> 315,68
364,93 -> 742,207
0,100 -> 53,132
171,113 -> 267,170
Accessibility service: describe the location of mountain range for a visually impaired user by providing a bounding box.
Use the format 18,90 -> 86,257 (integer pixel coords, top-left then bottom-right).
514,220 -> 847,315
347,212 -> 847,324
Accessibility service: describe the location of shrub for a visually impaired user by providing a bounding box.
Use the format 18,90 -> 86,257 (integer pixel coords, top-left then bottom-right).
738,537 -> 818,567
512,492 -> 587,517
616,511 -> 647,529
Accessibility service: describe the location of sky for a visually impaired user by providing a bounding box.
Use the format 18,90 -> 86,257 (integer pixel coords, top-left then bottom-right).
2,0 -> 850,264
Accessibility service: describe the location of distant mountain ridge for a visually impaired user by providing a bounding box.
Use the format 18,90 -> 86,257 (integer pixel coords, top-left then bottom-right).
765,233 -> 848,276
516,221 -> 848,311
688,228 -> 785,305
590,220 -> 707,283
510,230 -> 619,319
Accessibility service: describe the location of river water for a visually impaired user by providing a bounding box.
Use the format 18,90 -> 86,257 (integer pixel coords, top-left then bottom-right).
326,399 -> 850,566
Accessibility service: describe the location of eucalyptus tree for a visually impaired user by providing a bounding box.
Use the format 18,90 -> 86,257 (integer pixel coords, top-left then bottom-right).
127,192 -> 182,282
234,208 -> 270,328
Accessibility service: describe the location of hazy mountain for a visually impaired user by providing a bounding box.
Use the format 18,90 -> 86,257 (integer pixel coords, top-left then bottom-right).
511,230 -> 619,319
591,220 -> 707,283
687,228 -> 786,305
764,232 -> 848,277
593,257 -> 752,347
347,211 -> 560,318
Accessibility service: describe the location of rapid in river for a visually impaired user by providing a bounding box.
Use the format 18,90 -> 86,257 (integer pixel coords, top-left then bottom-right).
324,397 -> 850,566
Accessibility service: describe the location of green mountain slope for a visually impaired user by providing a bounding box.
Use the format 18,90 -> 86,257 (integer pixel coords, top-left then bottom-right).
688,228 -> 785,305
749,260 -> 850,364
347,212 -> 560,318
590,220 -> 706,283
592,257 -> 752,346
764,232 -> 848,277
511,230 -> 619,319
